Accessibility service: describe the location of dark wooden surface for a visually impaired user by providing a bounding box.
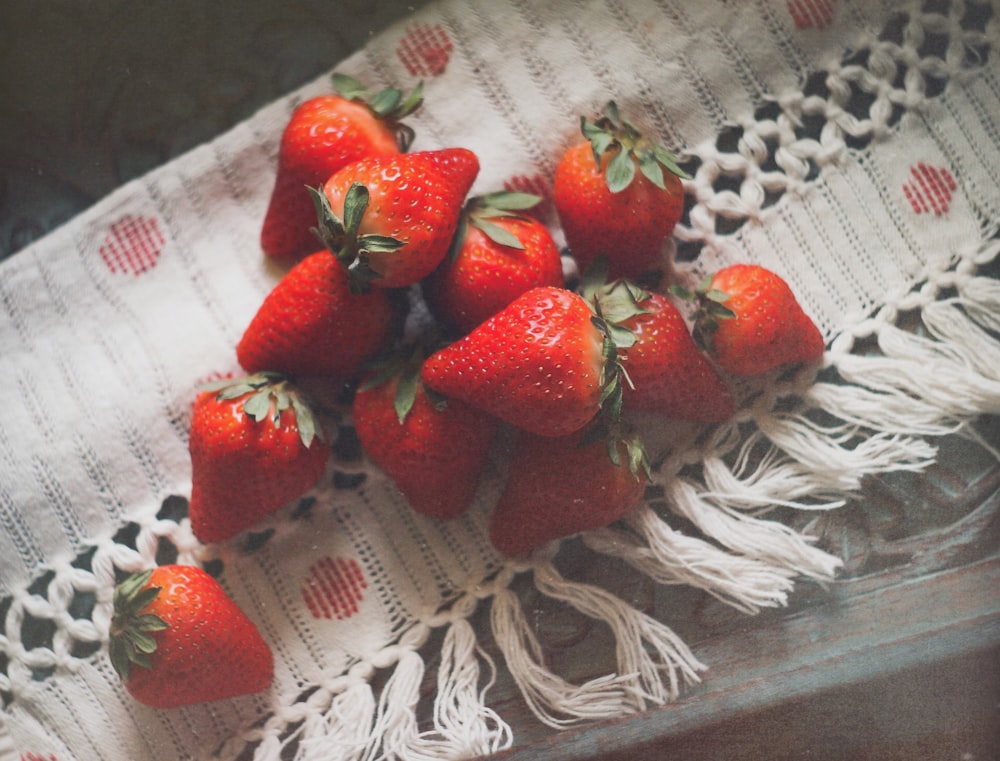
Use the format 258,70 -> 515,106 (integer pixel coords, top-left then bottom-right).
3,4 -> 998,759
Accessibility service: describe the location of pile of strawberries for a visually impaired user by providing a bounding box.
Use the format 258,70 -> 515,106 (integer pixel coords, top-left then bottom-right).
109,74 -> 825,708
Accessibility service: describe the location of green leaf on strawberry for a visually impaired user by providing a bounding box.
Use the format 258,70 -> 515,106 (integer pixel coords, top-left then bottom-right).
308,183 -> 406,293
447,191 -> 543,261
199,372 -> 321,449
359,339 -> 449,423
331,72 -> 424,151
110,569 -> 169,681
582,100 -> 690,193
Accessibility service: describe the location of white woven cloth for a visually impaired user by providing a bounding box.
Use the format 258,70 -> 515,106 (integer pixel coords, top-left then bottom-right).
2,0 -> 999,758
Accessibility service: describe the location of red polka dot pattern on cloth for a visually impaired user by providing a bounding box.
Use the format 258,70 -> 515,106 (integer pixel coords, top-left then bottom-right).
98,214 -> 166,275
397,22 -> 454,77
787,0 -> 837,29
903,163 -> 958,216
300,555 -> 368,620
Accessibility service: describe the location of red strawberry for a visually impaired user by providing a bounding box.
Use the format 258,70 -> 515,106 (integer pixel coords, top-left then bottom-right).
688,264 -> 825,376
188,373 -> 328,543
316,147 -> 480,289
584,272 -> 734,423
261,73 -> 422,264
421,191 -> 565,335
110,565 -> 273,708
420,286 -> 626,438
489,426 -> 648,557
352,344 -> 498,519
238,212 -> 403,382
553,101 -> 687,281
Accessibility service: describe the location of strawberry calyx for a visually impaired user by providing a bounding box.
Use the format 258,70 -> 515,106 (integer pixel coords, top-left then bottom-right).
446,191 -> 543,262
358,333 -> 449,424
331,72 -> 424,152
578,412 -> 651,483
109,569 -> 169,682
582,100 -> 690,193
578,257 -> 655,480
577,257 -> 651,435
308,183 -> 405,293
198,371 -> 323,448
669,275 -> 737,355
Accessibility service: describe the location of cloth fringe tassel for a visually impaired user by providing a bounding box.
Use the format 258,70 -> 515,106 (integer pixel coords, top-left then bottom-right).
488,560 -> 705,730
239,618 -> 511,761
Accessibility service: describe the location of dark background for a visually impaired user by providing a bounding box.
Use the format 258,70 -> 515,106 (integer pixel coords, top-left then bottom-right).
0,0 -> 426,261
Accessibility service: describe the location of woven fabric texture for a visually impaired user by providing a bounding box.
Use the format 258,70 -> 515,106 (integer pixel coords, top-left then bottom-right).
1,0 -> 998,759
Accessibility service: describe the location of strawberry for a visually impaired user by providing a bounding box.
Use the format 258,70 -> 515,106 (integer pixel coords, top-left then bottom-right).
489,425 -> 648,557
686,263 -> 825,376
315,147 -> 480,290
238,195 -> 404,382
352,343 -> 498,519
188,373 -> 328,543
553,101 -> 687,281
583,269 -> 734,423
110,565 -> 273,708
260,73 -> 423,264
420,286 -> 629,438
421,191 -> 565,335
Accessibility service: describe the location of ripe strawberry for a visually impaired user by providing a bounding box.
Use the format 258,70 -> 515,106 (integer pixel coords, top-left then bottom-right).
238,211 -> 403,382
261,73 -> 423,264
188,373 -> 328,543
583,271 -> 734,423
420,286 -> 628,438
489,425 -> 648,557
421,191 -> 565,335
553,101 -> 687,281
110,565 -> 273,708
687,263 -> 825,376
352,344 -> 498,519
315,147 -> 480,289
